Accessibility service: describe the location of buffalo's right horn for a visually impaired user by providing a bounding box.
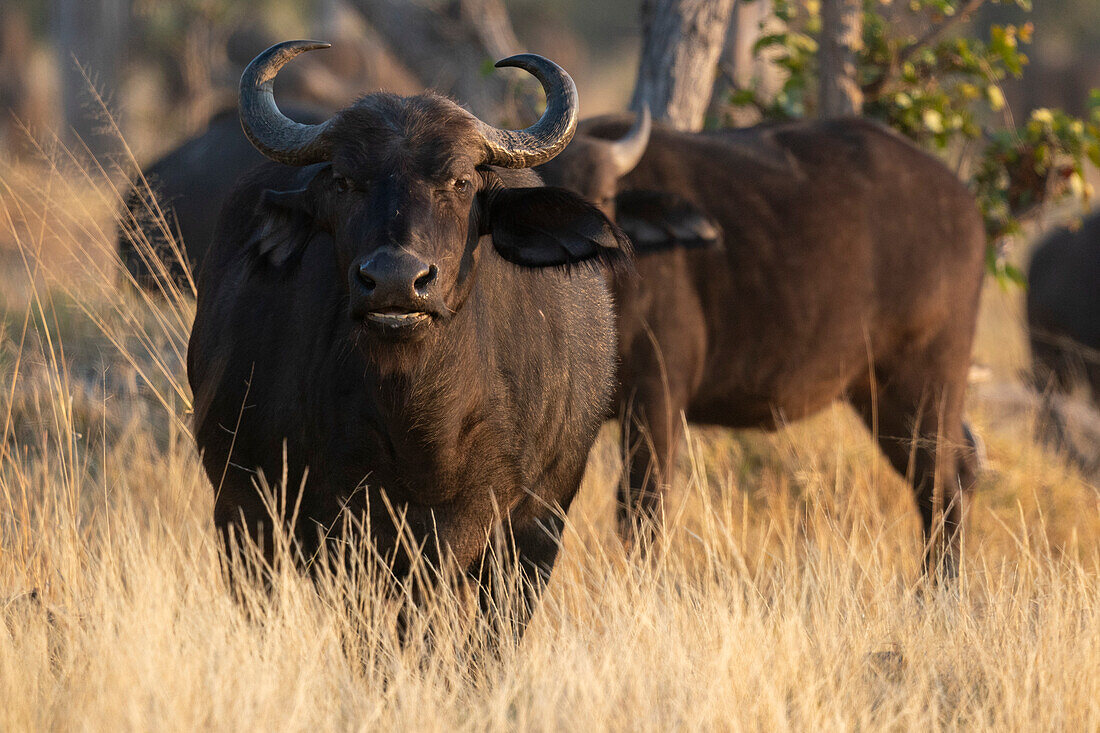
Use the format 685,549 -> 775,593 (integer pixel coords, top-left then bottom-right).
239,40 -> 334,166
608,105 -> 652,177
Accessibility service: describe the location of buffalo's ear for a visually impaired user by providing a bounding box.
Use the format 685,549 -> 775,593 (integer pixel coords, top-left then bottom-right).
486,187 -> 633,271
250,168 -> 325,266
615,189 -> 722,254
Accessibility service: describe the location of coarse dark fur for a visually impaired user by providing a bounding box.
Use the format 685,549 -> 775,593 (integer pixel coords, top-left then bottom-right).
187,91 -> 632,631
118,104 -> 328,292
1026,212 -> 1100,471
539,115 -> 987,573
1027,211 -> 1100,402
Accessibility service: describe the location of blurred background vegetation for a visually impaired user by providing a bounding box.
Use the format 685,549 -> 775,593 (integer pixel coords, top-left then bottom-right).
0,0 -> 645,160
1,0 -> 1096,158
1,0 -> 1099,275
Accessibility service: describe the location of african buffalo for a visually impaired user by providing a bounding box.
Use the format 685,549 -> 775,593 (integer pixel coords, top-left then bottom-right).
118,103 -> 329,292
1028,211 -> 1100,401
539,114 -> 987,574
1027,211 -> 1100,469
188,41 -> 632,629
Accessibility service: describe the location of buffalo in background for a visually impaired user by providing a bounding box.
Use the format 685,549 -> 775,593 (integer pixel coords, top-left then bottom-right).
540,114 -> 987,574
188,42 -> 635,635
117,103 -> 328,292
1027,211 -> 1100,471
1028,210 -> 1100,401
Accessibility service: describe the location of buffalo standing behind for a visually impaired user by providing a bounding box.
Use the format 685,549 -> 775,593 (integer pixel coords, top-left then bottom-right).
1027,211 -> 1100,471
540,114 -> 987,574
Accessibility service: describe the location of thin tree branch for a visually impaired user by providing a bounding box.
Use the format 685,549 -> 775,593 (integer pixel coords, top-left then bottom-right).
863,0 -> 989,99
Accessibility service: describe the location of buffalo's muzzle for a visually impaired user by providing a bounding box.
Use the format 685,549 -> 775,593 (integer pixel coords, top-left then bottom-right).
349,249 -> 440,331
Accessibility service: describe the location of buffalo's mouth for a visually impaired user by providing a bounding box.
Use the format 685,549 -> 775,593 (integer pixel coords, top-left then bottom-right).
356,305 -> 433,330
365,308 -> 432,329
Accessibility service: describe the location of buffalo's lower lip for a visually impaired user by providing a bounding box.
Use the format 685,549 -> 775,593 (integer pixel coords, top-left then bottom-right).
365,311 -> 431,328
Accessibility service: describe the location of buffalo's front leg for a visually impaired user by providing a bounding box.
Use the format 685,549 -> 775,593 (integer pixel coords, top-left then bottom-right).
469,511 -> 569,644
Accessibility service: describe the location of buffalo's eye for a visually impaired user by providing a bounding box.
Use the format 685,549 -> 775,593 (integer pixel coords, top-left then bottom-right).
453,178 -> 471,194
334,174 -> 353,193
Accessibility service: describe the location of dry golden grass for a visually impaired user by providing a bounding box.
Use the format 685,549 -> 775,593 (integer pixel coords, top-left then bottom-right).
1,136 -> 1098,731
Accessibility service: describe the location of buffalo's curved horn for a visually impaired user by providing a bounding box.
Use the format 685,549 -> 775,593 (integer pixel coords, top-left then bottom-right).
239,40 -> 334,166
474,54 -> 579,168
608,105 -> 651,177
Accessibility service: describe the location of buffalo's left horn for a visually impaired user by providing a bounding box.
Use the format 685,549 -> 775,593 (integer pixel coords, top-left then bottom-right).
239,40 -> 334,166
608,104 -> 652,177
474,54 -> 579,168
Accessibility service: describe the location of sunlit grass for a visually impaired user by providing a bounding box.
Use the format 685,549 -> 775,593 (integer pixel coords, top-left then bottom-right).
0,130 -> 1098,730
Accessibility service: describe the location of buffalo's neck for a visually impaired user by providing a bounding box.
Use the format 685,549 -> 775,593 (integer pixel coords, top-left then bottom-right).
350,303 -> 503,502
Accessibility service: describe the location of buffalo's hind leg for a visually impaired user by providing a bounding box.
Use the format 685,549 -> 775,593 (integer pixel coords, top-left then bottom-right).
850,347 -> 976,579
618,381 -> 689,550
1030,339 -> 1100,473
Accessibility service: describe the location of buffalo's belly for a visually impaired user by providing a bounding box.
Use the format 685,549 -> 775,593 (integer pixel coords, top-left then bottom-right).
686,369 -> 856,430
684,304 -> 873,429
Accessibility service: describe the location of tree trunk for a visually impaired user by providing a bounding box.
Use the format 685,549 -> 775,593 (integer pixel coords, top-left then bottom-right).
457,0 -> 521,61
630,0 -> 736,132
305,1 -> 422,106
344,0 -> 531,123
0,2 -> 44,155
53,0 -> 130,160
179,20 -> 219,135
818,0 -> 863,118
706,0 -> 783,127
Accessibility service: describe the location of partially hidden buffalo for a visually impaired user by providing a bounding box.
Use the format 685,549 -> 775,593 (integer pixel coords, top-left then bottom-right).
1027,210 -> 1100,403
118,103 -> 328,292
188,41 -> 633,630
538,114 -> 987,574
1026,211 -> 1100,471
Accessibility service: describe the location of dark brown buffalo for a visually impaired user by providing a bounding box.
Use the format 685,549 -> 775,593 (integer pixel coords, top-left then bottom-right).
1028,211 -> 1100,401
539,114 -> 987,574
1027,212 -> 1100,471
118,104 -> 329,292
188,42 -> 632,630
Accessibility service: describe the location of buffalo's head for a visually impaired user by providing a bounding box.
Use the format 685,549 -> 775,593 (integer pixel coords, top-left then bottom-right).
536,108 -> 651,220
538,111 -> 723,257
240,41 -> 630,341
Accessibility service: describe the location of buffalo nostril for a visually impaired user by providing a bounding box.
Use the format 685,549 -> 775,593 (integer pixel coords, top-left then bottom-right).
357,264 -> 376,291
414,264 -> 438,293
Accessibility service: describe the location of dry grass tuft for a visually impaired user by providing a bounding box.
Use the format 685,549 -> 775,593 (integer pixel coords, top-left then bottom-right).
0,133 -> 1097,731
